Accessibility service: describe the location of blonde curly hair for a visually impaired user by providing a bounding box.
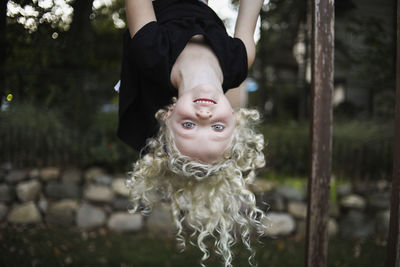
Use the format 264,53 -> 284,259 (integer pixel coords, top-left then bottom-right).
125,106 -> 267,267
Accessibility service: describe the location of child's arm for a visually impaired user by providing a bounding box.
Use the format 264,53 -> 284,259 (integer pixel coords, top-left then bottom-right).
234,0 -> 264,68
125,0 -> 157,38
226,83 -> 247,108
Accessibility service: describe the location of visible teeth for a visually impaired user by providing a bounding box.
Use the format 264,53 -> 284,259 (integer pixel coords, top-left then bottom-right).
195,100 -> 215,104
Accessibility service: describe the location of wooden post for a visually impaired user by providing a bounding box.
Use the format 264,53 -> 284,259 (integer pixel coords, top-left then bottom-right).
387,0 -> 400,266
305,0 -> 334,266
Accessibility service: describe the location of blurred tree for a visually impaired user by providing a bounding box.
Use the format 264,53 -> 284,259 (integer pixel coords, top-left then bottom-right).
334,0 -> 396,119
341,16 -> 395,118
0,0 -> 6,108
4,0 -> 125,131
62,0 -> 96,130
250,0 -> 395,121
250,0 -> 307,121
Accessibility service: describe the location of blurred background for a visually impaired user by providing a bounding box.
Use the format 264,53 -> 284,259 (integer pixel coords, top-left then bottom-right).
0,0 -> 397,266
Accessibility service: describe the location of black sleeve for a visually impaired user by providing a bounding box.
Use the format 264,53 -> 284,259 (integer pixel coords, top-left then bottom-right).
222,37 -> 248,90
126,21 -> 170,74
117,22 -> 174,151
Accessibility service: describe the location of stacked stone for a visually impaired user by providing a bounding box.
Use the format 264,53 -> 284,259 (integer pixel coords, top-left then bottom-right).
0,164 -> 150,233
250,178 -> 391,239
338,180 -> 391,239
250,181 -> 329,237
0,162 -> 392,239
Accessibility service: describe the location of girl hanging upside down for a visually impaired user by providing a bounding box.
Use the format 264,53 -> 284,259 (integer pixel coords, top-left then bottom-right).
117,0 -> 266,266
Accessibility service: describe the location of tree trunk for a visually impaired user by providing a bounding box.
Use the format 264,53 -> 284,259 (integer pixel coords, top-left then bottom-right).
0,0 -> 7,108
68,0 -> 95,67
64,0 -> 96,131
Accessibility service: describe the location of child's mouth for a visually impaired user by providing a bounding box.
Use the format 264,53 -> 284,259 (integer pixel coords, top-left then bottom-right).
194,98 -> 217,104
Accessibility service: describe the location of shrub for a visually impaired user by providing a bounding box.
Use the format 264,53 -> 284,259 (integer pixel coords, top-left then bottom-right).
0,104 -> 73,167
260,120 -> 393,179
1,104 -> 393,179
85,110 -> 138,171
0,103 -> 137,171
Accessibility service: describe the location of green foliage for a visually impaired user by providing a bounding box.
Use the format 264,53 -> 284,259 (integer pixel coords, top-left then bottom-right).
4,0 -> 125,135
252,0 -> 396,121
260,172 -> 349,205
260,120 -> 393,179
261,121 -> 309,175
247,0 -> 307,120
85,110 -> 139,171
0,103 -> 73,167
2,103 -> 393,180
335,7 -> 396,119
342,16 -> 395,83
1,103 -> 394,178
0,103 -> 137,171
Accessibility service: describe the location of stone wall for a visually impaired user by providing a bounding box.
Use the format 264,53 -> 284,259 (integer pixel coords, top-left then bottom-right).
0,163 -> 392,239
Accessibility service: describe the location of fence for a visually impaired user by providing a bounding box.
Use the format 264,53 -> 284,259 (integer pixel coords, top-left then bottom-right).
306,0 -> 400,267
2,110 -> 394,178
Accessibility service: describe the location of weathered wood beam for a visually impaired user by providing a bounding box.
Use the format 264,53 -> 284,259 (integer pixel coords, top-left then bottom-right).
305,0 -> 334,266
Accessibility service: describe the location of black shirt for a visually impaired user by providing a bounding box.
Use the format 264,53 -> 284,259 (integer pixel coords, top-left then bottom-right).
117,0 -> 248,151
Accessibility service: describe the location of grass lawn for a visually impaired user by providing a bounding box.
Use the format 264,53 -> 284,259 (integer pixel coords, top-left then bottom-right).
0,223 -> 387,267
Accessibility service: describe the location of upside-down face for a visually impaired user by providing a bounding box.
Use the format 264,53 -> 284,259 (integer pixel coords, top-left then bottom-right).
165,84 -> 235,164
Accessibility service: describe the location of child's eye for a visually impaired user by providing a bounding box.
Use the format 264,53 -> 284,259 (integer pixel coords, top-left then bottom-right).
212,124 -> 225,131
182,122 -> 195,129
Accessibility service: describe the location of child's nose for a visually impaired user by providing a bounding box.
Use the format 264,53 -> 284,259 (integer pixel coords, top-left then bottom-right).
196,109 -> 212,119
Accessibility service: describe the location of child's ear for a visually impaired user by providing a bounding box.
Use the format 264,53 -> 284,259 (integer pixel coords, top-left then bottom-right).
163,104 -> 175,121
